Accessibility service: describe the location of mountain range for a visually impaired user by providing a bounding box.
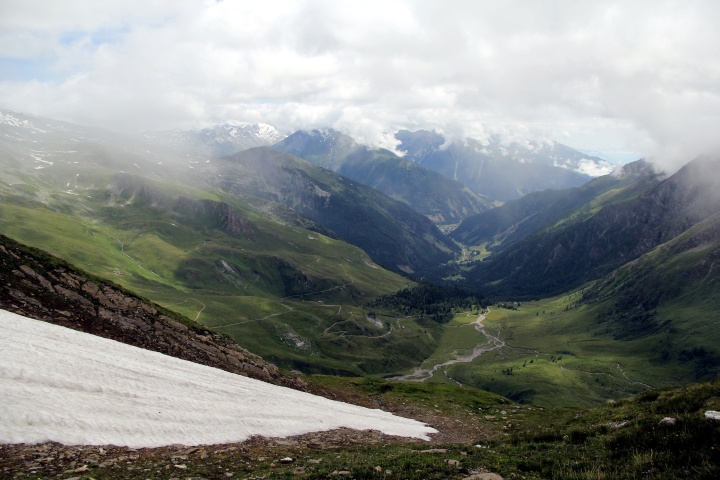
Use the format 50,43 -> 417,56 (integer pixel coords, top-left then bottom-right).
273,128 -> 493,224
456,155 -> 720,300
1,107 -> 718,398
137,118 -> 616,224
396,129 -> 614,202
0,109 -> 446,374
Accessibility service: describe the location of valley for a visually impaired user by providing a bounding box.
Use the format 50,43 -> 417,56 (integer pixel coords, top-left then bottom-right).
4,3 -> 720,477
3,227 -> 719,479
1,109 -> 718,403
1,109 -> 719,478
0,200 -> 436,376
391,294 -> 662,407
390,309 -> 505,383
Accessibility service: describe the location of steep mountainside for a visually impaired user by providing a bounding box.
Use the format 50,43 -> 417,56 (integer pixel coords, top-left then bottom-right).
461,155 -> 720,298
274,129 -> 492,224
585,213 -> 720,360
0,234 -> 306,390
396,129 -> 612,201
0,110 -> 457,278
209,147 -> 459,276
1,109 -> 460,374
451,160 -> 657,248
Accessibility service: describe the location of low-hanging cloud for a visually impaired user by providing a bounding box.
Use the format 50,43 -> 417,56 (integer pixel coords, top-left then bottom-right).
1,0 -> 719,172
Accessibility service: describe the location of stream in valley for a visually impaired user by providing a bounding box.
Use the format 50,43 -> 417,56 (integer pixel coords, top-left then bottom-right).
390,310 -> 505,382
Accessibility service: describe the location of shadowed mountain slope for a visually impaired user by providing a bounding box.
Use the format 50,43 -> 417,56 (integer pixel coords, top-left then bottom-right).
451,160 -> 657,248
274,129 -> 492,224
210,147 -> 459,276
461,155 -> 720,298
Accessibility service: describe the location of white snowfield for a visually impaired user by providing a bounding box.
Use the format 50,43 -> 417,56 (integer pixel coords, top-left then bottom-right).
0,310 -> 436,448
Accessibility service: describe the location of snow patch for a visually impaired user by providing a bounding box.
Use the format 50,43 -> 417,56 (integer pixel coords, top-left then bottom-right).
0,310 -> 435,447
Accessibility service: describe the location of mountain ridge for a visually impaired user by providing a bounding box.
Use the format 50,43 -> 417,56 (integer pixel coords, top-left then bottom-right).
396,129 -> 612,202
209,146 -> 459,276
451,159 -> 657,248
459,155 -> 720,299
273,129 -> 493,224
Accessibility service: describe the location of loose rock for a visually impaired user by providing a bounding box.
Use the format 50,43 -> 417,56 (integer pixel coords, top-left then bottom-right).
705,410 -> 720,421
463,473 -> 504,480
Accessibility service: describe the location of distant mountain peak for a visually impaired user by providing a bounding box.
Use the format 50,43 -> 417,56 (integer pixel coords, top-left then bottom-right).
395,129 -> 614,201
144,123 -> 285,157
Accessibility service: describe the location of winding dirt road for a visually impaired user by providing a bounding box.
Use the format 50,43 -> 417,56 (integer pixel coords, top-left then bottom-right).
391,309 -> 505,382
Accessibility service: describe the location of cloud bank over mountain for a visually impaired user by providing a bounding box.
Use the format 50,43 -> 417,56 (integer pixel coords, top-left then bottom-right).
1,1 -> 719,170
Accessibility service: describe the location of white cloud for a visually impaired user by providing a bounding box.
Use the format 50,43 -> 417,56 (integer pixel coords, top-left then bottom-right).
0,0 -> 719,171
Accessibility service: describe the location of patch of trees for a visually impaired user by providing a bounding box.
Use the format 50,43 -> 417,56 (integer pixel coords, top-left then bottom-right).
368,284 -> 485,324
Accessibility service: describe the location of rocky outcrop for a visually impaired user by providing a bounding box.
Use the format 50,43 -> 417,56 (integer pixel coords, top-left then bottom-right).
0,235 -> 306,391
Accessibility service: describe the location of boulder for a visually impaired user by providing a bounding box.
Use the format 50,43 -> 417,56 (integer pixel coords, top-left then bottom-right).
705,411 -> 720,421
659,417 -> 676,425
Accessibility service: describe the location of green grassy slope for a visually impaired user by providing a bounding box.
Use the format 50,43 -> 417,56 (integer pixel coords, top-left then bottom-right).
300,377 -> 720,480
459,155 -> 720,298
209,147 -> 459,277
0,172 -> 449,374
389,295 -> 665,408
0,111 -> 461,374
450,159 -> 656,247
391,223 -> 720,408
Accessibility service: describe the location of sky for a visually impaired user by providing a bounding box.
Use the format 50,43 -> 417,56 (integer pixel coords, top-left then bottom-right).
1,1 -> 719,170
1,310 -> 435,447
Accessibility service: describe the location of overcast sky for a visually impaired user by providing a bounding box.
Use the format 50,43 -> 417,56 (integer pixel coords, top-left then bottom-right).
1,0 -> 719,169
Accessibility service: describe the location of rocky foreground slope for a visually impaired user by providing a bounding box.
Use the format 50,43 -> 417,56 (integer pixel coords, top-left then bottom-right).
0,234 -> 306,391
